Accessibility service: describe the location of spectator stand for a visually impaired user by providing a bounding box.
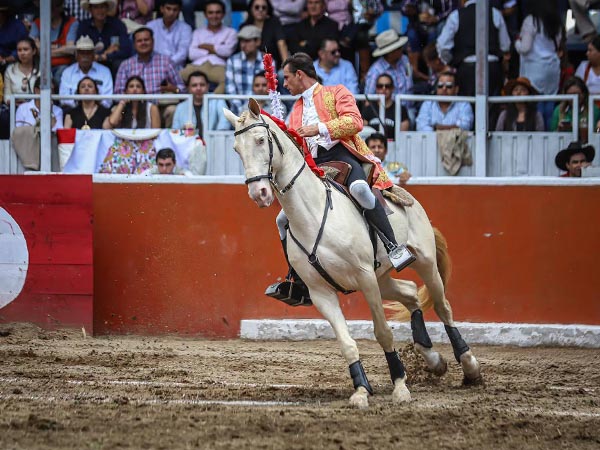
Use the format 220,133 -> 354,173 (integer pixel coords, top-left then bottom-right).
3,93 -> 193,174
198,92 -> 593,178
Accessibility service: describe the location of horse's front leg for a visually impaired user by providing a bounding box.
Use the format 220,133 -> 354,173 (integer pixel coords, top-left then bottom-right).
310,285 -> 371,409
363,274 -> 411,404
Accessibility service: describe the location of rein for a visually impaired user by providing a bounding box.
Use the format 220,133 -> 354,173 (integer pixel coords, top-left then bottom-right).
234,115 -> 306,195
236,114 -> 351,294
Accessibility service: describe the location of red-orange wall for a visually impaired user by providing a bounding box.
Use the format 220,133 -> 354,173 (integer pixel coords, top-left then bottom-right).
0,176 -> 94,331
93,183 -> 600,338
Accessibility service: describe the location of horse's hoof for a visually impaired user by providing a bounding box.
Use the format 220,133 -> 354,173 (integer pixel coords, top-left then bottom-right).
430,354 -> 448,377
349,387 -> 369,409
460,351 -> 482,385
391,377 -> 412,403
462,375 -> 484,386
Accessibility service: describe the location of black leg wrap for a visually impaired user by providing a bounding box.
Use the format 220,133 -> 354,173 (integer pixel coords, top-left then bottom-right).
410,309 -> 433,348
349,360 -> 373,395
444,325 -> 470,363
384,350 -> 406,383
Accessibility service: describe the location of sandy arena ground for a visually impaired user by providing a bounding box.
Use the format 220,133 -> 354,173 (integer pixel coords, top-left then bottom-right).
0,322 -> 599,450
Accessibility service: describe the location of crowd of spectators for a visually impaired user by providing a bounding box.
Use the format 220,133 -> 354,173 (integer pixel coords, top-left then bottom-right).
0,0 -> 599,176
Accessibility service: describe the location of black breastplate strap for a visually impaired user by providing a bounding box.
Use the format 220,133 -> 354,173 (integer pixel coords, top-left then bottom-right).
287,181 -> 354,295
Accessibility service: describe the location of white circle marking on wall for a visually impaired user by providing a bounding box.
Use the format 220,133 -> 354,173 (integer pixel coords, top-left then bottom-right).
0,207 -> 29,309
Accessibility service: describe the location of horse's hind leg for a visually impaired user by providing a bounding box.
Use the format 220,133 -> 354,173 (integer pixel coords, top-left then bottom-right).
378,276 -> 447,377
417,264 -> 482,385
361,275 -> 411,404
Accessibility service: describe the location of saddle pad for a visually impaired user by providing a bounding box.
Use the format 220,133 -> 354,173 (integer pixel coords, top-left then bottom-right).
319,161 -> 352,185
382,185 -> 414,207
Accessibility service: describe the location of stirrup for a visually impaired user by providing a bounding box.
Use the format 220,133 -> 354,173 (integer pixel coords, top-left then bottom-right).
388,244 -> 416,272
265,280 -> 312,307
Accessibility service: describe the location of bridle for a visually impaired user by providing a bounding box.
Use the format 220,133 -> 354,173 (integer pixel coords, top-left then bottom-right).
234,115 -> 306,195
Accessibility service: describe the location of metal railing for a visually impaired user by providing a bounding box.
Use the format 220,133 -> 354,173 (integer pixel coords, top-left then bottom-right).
10,93 -> 193,172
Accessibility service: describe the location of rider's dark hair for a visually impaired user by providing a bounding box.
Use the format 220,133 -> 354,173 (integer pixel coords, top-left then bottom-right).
282,53 -> 318,80
156,147 -> 176,163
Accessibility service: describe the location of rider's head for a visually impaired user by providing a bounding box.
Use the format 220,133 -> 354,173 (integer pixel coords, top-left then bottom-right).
282,52 -> 318,95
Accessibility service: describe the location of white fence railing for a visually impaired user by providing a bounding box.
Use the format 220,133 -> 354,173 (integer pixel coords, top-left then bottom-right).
2,93 -> 599,177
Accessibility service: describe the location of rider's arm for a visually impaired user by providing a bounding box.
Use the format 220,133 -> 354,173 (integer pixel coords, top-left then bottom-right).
321,85 -> 364,141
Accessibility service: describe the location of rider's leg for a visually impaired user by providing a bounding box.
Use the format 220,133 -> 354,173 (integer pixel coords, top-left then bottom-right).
264,210 -> 312,305
316,144 -> 415,272
350,181 -> 415,272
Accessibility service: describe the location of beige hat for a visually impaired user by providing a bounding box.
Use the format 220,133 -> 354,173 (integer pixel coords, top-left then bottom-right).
81,0 -> 117,12
372,30 -> 408,58
238,25 -> 261,41
76,35 -> 95,51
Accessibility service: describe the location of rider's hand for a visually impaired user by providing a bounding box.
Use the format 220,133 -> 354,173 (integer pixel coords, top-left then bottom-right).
296,124 -> 319,137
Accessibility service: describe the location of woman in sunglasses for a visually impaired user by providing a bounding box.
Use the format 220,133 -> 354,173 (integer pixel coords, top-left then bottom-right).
239,0 -> 288,67
3,37 -> 39,106
361,73 -> 410,139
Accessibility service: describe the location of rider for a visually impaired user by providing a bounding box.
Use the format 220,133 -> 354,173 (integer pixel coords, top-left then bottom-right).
267,52 -> 416,305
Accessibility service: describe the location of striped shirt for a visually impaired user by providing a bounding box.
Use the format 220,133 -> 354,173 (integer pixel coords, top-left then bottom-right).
225,50 -> 274,114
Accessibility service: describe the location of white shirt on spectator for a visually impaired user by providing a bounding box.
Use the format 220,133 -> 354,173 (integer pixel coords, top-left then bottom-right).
575,61 -> 600,96
15,99 -> 64,131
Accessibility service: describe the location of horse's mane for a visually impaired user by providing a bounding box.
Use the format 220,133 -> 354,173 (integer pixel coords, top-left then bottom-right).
239,110 -> 304,153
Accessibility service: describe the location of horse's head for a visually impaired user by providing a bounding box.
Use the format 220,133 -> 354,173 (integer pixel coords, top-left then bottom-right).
224,99 -> 276,208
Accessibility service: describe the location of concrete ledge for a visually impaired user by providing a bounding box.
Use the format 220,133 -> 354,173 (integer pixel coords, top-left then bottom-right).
240,320 -> 600,348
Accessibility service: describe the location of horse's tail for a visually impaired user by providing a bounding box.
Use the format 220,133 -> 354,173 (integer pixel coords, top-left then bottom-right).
389,227 -> 452,321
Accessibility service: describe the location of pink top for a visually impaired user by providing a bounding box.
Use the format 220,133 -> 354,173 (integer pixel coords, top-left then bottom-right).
188,26 -> 238,66
119,0 -> 155,24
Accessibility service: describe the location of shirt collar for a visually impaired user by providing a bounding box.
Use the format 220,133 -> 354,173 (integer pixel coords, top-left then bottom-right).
302,82 -> 319,103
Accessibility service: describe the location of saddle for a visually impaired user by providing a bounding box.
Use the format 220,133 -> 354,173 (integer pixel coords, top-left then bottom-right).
318,161 -> 413,210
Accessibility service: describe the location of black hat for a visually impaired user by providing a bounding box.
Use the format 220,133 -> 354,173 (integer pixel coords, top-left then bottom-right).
555,142 -> 595,171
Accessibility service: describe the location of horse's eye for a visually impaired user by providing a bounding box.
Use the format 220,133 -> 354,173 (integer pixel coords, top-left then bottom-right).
257,137 -> 265,145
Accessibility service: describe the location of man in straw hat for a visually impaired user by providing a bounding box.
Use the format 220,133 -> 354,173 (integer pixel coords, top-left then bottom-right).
364,29 -> 413,109
59,35 -> 113,109
555,141 -> 595,177
76,0 -> 132,78
265,52 -> 416,305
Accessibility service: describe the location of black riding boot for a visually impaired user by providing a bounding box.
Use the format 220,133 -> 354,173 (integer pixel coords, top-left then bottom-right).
363,201 -> 416,272
264,237 -> 312,306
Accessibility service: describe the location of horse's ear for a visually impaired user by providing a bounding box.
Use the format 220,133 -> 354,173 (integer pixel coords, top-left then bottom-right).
248,98 -> 261,118
223,108 -> 238,127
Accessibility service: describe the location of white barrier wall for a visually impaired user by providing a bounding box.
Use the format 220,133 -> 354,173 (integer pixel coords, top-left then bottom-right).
1,131 -> 596,176
204,131 -> 585,177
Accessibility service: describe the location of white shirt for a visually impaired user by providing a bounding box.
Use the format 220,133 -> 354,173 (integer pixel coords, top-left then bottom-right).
15,99 -> 64,131
301,83 -> 338,156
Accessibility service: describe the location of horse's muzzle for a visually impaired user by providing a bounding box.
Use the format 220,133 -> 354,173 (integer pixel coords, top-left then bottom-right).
247,179 -> 273,208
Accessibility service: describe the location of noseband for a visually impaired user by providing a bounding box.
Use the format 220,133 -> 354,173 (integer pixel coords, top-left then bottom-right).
234,115 -> 306,195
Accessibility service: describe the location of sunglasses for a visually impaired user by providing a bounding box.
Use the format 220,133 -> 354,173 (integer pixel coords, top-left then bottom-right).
376,83 -> 393,89
437,82 -> 455,89
328,49 -> 340,55
253,4 -> 267,10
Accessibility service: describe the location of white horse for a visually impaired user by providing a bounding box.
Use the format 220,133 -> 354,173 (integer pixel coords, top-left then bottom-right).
224,100 -> 481,409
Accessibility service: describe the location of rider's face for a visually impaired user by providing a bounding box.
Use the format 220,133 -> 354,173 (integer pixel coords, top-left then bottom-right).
283,65 -> 302,96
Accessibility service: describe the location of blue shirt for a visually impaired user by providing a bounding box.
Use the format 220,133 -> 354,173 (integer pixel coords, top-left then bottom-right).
225,50 -> 273,115
172,98 -> 231,133
415,100 -> 474,131
76,17 -> 132,63
0,17 -> 28,59
313,58 -> 359,94
59,61 -> 114,109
